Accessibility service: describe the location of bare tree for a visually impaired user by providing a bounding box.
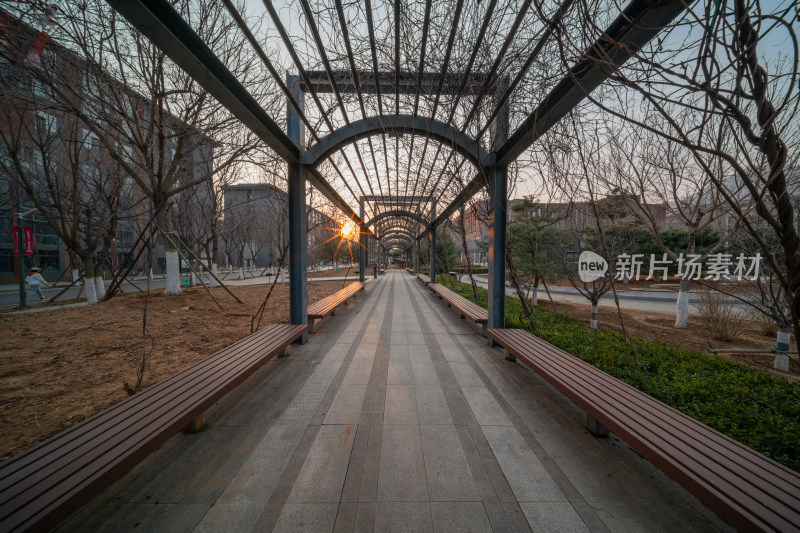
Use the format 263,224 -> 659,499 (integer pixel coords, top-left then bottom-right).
547,0 -> 800,347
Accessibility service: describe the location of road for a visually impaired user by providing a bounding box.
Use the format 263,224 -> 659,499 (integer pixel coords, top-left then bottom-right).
457,275 -> 700,315
0,270 -> 366,309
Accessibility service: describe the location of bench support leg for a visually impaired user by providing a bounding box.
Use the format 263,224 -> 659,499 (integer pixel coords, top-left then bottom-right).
504,348 -> 516,362
184,414 -> 205,434
308,319 -> 316,335
277,348 -> 287,358
586,414 -> 609,437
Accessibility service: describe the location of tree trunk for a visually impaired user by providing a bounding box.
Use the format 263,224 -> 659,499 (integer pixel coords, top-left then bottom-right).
532,277 -> 540,306
591,301 -> 598,329
94,275 -> 106,299
210,263 -> 218,288
774,326 -> 791,371
82,255 -> 98,305
163,249 -> 182,295
674,277 -> 692,328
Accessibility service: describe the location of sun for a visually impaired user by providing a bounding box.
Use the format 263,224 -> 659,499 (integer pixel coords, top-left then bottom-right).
340,220 -> 359,241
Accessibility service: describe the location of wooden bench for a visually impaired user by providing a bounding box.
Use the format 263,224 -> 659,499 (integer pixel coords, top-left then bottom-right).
416,273 -> 431,284
307,281 -> 365,333
0,323 -> 307,532
487,328 -> 800,532
428,282 -> 488,335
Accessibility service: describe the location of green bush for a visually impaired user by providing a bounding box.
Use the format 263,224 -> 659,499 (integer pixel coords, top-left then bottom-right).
446,280 -> 800,472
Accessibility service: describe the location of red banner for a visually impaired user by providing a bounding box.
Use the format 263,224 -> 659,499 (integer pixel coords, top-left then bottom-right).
12,226 -> 34,257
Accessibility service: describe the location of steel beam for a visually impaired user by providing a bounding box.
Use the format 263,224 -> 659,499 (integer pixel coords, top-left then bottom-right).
379,229 -> 417,241
495,0 -> 687,166
303,115 -> 490,168
300,70 -> 491,95
362,195 -> 433,204
366,209 -> 430,229
107,0 -> 299,163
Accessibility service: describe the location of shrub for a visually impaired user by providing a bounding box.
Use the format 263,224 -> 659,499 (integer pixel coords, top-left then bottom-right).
744,306 -> 779,337
446,279 -> 800,472
696,290 -> 747,341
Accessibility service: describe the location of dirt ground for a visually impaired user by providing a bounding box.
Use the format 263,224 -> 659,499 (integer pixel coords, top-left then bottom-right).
0,280 -> 351,461
543,298 -> 800,380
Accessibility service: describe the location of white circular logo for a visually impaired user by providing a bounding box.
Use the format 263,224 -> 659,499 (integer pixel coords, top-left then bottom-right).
578,251 -> 608,283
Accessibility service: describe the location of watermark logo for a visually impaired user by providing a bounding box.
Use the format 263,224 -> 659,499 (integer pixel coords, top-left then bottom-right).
578,251 -> 608,283
611,252 -> 761,281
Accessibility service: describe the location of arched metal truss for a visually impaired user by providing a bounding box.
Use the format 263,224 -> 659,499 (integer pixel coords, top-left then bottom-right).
302,115 -> 492,168
110,0 -> 687,335
382,237 -> 414,250
379,230 -> 417,243
376,226 -> 417,240
366,210 -> 430,229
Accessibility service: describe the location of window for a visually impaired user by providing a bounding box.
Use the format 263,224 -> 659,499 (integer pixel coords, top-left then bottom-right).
34,111 -> 57,137
83,130 -> 99,153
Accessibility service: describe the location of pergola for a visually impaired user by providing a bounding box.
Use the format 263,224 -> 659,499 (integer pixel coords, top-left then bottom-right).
108,0 -> 685,341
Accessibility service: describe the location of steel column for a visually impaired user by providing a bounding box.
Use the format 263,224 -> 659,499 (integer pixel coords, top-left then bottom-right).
488,82 -> 509,336
487,165 -> 507,333
287,76 -> 307,341
359,198 -> 366,283
430,202 -> 436,283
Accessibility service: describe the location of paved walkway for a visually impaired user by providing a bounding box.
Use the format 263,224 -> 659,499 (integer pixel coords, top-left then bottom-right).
59,270 -> 730,532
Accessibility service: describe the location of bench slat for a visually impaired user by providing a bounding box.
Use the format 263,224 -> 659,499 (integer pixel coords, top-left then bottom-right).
488,328 -> 800,532
428,283 -> 488,325
492,329 -> 800,496
510,335 -> 800,497
308,282 -> 363,319
492,329 -> 800,489
0,323 -> 306,532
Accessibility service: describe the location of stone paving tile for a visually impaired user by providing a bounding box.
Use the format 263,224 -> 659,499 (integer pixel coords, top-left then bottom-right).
194,501 -> 265,533
519,502 -> 590,532
216,424 -> 306,505
390,330 -> 409,345
415,385 -> 453,425
448,361 -> 485,387
373,501 -> 433,531
324,384 -> 369,425
287,424 -> 357,503
273,384 -> 330,426
386,357 -> 413,385
411,362 -> 439,386
461,386 -> 513,426
273,503 -> 338,533
420,424 -> 480,501
383,384 -> 419,424
377,424 -> 428,501
429,502 -> 492,533
409,344 -> 432,365
483,426 -> 565,503
407,331 -> 426,344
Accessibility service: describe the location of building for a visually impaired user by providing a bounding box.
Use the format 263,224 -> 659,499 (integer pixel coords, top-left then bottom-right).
0,11 -> 216,283
221,183 -> 339,269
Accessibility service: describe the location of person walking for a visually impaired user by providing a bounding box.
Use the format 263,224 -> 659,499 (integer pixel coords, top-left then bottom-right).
26,267 -> 49,301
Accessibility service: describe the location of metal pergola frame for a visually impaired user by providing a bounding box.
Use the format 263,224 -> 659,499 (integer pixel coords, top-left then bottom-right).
108,0 -> 686,342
